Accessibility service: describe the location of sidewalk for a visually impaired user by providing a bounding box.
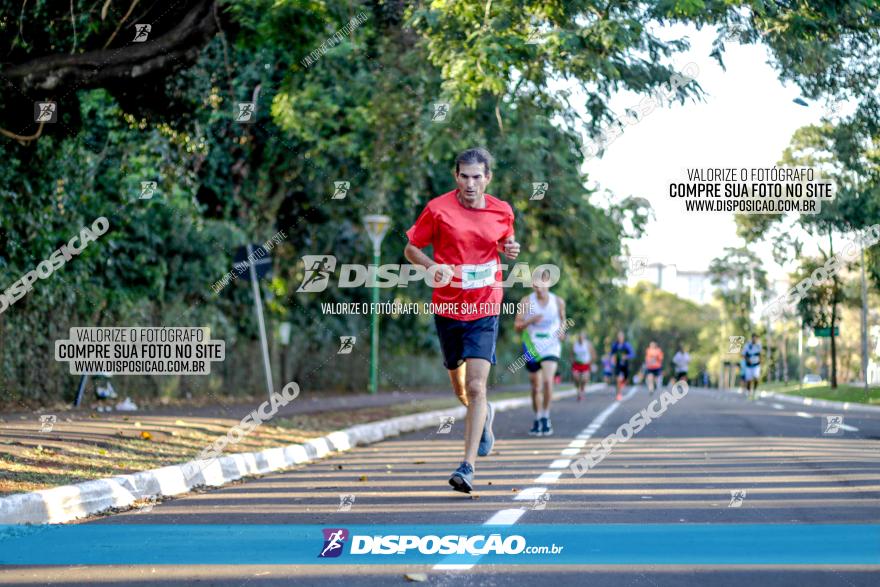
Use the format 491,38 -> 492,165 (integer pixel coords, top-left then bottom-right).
719,386 -> 880,414
0,384 -> 532,497
0,383 -> 593,524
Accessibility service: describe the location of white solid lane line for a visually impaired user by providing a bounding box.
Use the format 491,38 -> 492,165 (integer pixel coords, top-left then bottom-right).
792,410 -> 859,431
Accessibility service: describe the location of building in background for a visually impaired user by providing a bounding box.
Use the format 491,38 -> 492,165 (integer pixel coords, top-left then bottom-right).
627,261 -> 790,311
626,262 -> 717,305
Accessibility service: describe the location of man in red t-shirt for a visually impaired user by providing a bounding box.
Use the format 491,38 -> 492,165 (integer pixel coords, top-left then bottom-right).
404,147 -> 519,493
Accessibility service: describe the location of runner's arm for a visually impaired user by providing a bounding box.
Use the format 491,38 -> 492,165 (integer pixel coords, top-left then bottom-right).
498,235 -> 521,260
498,206 -> 519,260
514,295 -> 539,333
557,297 -> 566,340
404,243 -> 434,269
404,243 -> 453,284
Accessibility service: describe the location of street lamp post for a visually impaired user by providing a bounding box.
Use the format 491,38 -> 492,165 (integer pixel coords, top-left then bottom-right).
363,214 -> 391,395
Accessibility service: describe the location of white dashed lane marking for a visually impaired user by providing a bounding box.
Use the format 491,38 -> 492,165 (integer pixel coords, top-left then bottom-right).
434,385 -> 635,572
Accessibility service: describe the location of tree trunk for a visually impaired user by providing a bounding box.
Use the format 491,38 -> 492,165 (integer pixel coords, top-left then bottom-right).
782,327 -> 789,382
861,242 -> 869,390
829,232 -> 838,389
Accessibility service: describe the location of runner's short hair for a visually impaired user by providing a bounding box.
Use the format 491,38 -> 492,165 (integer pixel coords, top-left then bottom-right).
455,148 -> 494,175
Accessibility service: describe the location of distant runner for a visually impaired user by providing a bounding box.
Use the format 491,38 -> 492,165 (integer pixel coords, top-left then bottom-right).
404,147 -> 519,494
610,331 -> 635,401
515,269 -> 566,436
742,333 -> 762,399
601,353 -> 613,385
571,331 -> 595,401
644,341 -> 664,395
672,345 -> 690,383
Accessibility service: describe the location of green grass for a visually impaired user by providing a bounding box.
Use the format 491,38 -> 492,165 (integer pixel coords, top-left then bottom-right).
760,381 -> 880,405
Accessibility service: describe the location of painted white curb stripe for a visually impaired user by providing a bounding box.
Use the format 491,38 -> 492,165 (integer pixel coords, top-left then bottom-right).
0,387 -> 582,525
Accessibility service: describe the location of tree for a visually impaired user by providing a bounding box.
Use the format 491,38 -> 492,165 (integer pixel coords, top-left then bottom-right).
738,122 -> 880,387
708,247 -> 769,335
2,0 -> 879,406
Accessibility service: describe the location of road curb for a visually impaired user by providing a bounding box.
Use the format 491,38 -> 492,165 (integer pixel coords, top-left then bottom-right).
0,384 -> 599,525
754,389 -> 880,414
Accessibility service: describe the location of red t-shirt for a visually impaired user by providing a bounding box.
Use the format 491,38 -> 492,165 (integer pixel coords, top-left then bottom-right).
406,190 -> 515,321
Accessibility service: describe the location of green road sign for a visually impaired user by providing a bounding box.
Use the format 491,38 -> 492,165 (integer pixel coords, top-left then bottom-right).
813,327 -> 840,337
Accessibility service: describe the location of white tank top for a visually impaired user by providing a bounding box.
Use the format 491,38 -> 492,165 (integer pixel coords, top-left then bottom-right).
573,339 -> 591,364
525,292 -> 562,358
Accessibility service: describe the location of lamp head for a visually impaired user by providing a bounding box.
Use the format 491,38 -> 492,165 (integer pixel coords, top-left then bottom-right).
363,214 -> 391,250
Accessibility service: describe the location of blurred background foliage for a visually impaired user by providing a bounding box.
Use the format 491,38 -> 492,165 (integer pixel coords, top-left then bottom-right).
0,0 -> 877,407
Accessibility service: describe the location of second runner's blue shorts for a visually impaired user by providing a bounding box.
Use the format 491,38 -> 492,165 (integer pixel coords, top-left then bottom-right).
434,314 -> 499,370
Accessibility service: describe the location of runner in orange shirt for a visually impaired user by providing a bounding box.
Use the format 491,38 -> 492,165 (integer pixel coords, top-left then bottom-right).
644,341 -> 664,396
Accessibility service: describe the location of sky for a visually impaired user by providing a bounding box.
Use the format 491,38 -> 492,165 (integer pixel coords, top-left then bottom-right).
574,23 -> 839,280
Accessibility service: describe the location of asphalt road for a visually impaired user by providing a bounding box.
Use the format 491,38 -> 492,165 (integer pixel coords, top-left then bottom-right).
3,384 -> 879,586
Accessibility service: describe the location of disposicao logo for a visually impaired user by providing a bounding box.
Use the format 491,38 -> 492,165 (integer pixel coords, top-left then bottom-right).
295,255 -> 559,292
319,528 -> 348,558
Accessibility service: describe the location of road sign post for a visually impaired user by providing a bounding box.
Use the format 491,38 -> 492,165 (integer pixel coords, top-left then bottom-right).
236,244 -> 274,401
73,374 -> 88,407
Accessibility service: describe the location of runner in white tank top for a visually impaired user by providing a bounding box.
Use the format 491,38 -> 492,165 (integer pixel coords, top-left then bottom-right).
524,291 -> 562,359
515,270 -> 566,437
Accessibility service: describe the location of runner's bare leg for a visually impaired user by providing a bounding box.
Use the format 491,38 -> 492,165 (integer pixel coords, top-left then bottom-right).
541,361 -> 557,411
529,370 -> 541,412
462,358 -> 490,466
448,363 -> 469,407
